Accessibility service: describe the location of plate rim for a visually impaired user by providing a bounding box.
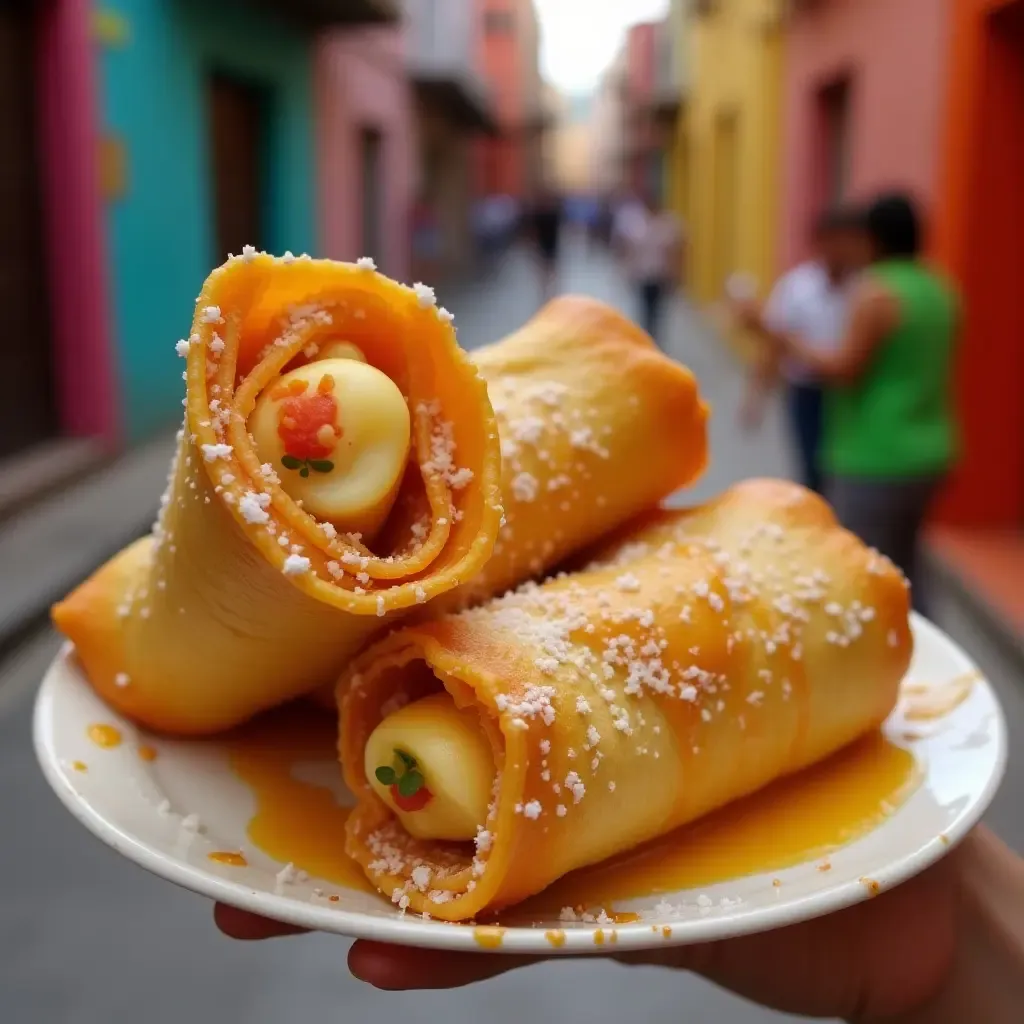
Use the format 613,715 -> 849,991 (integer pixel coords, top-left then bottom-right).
33,616 -> 1009,955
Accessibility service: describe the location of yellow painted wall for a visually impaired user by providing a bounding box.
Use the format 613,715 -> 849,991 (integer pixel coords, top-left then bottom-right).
687,0 -> 784,305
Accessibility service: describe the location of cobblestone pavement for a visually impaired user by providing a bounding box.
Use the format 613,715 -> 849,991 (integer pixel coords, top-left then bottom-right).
1,239 -> 1019,1024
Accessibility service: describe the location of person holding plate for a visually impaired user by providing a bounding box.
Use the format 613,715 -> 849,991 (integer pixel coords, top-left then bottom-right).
215,823 -> 1024,1022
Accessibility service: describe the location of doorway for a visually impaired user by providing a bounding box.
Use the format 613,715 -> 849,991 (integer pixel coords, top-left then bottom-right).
817,78 -> 852,207
711,108 -> 739,294
207,71 -> 268,263
359,127 -> 383,268
0,6 -> 57,459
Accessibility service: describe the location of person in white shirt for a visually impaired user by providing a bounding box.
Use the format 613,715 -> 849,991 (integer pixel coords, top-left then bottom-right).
733,207 -> 868,494
615,193 -> 684,345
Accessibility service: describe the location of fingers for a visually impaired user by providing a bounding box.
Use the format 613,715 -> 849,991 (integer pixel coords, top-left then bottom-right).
347,940 -> 706,990
348,941 -> 549,989
213,903 -> 309,941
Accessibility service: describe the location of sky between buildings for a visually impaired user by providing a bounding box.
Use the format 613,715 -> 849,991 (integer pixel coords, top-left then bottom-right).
534,0 -> 670,95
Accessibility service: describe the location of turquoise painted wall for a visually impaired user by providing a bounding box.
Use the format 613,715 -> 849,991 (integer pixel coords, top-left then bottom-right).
96,0 -> 316,439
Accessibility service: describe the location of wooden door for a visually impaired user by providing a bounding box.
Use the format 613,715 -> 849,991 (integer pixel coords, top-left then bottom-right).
0,6 -> 57,458
207,72 -> 266,263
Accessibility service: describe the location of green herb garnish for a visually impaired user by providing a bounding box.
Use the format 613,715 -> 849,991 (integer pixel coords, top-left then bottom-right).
398,771 -> 424,798
281,454 -> 334,479
376,748 -> 425,797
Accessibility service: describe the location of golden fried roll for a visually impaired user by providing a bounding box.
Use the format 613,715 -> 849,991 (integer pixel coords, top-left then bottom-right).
53,254 -> 503,735
339,479 -> 912,920
306,294 -> 710,709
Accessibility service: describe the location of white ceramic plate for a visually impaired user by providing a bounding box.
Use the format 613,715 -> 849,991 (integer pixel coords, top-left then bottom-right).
34,614 -> 1006,955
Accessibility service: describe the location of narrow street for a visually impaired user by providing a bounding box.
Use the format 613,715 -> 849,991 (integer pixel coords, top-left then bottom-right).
2,240 -> 1021,1024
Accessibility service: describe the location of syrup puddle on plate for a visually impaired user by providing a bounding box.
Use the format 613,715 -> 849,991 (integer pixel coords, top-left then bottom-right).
522,730 -> 919,915
224,706 -> 922,912
224,708 -> 371,893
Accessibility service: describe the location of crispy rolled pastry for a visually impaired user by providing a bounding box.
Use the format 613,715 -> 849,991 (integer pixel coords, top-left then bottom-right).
53,254 -> 503,735
340,479 -> 912,921
308,294 -> 710,709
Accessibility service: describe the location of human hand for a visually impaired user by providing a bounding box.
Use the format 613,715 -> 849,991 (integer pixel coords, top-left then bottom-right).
214,828 -> 972,1021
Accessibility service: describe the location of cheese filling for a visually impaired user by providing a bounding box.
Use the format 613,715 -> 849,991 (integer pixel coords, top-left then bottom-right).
248,351 -> 411,540
364,693 -> 493,841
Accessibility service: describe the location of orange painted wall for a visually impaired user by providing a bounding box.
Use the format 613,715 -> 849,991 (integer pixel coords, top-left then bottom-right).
932,0 -> 1024,527
475,0 -> 528,197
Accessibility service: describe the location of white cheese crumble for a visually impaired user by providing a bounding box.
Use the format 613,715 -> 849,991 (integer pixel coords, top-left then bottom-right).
520,799 -> 542,820
201,443 -> 233,462
282,554 -> 311,576
511,471 -> 539,503
239,490 -> 272,525
413,282 -> 436,308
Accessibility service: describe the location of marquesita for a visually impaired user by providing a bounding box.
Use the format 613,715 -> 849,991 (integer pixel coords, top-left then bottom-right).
53,253 -> 503,736
338,479 -> 912,921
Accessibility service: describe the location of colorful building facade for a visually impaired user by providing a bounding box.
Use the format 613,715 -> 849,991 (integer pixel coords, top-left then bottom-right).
406,0 -> 496,279
97,0 -> 320,440
686,0 -> 784,304
588,46 -> 628,197
474,0 -> 543,200
780,0 -> 952,269
623,22 -> 660,199
547,91 -> 594,194
1,0 -> 115,457
663,0 -> 696,226
932,0 -> 1024,530
317,26 -> 414,282
0,0 -> 399,461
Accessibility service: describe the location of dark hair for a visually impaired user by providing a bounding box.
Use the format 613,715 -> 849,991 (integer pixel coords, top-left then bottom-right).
865,192 -> 921,258
813,204 -> 866,238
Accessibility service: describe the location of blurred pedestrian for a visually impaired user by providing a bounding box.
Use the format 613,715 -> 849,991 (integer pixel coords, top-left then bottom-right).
528,188 -> 563,302
769,193 -> 960,614
732,206 -> 868,494
617,191 -> 684,345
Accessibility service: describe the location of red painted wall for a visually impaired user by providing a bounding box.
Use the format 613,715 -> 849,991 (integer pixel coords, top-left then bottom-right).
932,0 -> 1024,527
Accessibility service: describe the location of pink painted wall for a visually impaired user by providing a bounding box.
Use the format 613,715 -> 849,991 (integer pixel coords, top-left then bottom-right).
626,23 -> 656,99
779,0 -> 953,268
38,0 -> 119,445
316,27 -> 413,281
626,22 -> 658,194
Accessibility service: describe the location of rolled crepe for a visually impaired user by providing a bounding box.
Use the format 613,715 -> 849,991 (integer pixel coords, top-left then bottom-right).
308,294 -> 710,709
340,479 -> 912,921
53,254 -> 503,735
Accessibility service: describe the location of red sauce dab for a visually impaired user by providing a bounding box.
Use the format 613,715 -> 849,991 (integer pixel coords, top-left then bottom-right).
375,748 -> 433,813
277,377 -> 341,462
391,784 -> 433,813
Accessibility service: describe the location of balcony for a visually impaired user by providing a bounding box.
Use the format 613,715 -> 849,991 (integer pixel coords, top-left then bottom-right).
405,0 -> 498,134
245,0 -> 399,28
412,71 -> 498,134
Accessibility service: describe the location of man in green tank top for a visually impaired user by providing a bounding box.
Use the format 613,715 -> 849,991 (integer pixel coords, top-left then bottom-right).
770,193 -> 960,615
